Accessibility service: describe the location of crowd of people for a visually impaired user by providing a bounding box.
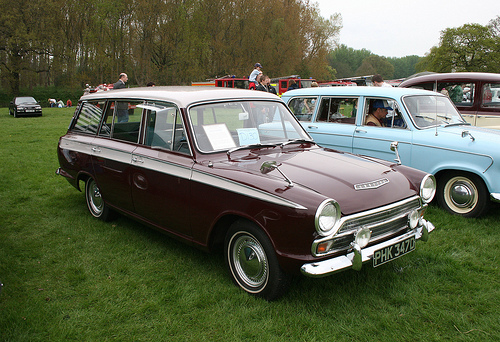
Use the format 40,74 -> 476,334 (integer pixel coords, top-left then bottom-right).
48,98 -> 72,108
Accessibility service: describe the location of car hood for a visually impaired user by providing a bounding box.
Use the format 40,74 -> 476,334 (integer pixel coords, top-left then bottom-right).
212,146 -> 420,215
419,124 -> 500,155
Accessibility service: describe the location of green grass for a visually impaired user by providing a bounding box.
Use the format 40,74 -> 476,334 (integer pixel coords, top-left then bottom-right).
0,107 -> 499,341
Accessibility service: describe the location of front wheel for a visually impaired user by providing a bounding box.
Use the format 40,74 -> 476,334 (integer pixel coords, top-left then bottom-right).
437,171 -> 490,217
225,221 -> 290,301
85,177 -> 114,221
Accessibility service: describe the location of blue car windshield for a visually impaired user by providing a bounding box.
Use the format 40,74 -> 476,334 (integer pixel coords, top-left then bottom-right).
403,95 -> 466,129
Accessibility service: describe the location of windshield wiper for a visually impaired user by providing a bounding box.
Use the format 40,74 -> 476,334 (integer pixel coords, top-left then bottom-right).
227,143 -> 278,157
280,138 -> 316,148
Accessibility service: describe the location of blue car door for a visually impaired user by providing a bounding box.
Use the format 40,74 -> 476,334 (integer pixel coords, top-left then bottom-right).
352,98 -> 413,164
299,96 -> 360,153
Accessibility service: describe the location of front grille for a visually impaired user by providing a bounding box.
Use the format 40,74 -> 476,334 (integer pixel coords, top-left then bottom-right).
321,196 -> 421,255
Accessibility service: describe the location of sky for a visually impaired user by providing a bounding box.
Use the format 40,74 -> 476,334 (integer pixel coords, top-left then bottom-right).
314,0 -> 499,58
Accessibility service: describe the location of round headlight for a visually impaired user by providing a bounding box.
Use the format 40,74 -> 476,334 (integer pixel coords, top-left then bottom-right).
408,209 -> 419,229
355,227 -> 372,248
420,174 -> 436,203
315,199 -> 341,236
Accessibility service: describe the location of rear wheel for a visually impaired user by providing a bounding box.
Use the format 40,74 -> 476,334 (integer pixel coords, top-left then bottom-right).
225,220 -> 290,301
437,171 -> 490,217
85,177 -> 114,221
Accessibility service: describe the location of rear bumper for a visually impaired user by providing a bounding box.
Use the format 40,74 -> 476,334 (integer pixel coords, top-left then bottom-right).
301,219 -> 435,277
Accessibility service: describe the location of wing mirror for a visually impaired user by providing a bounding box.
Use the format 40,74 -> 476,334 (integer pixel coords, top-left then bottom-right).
390,141 -> 402,165
260,161 -> 294,187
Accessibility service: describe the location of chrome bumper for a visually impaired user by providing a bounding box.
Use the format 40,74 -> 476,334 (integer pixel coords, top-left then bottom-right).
301,220 -> 435,277
491,193 -> 500,203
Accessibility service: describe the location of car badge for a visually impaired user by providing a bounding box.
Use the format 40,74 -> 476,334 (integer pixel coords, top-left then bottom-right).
354,178 -> 390,190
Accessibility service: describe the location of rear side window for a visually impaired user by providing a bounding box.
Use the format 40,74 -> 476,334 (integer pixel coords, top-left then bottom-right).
98,100 -> 144,143
72,101 -> 106,135
437,82 -> 474,106
288,97 -> 318,121
317,97 -> 358,124
482,83 -> 500,106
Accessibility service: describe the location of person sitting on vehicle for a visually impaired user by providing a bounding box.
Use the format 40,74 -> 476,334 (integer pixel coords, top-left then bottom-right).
365,99 -> 393,127
249,63 -> 262,90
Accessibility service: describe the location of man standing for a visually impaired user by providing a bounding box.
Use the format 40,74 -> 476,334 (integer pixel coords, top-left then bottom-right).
113,73 -> 129,122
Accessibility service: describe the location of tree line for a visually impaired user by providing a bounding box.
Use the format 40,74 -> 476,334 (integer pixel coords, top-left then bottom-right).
1,0 -> 498,98
0,0 -> 341,95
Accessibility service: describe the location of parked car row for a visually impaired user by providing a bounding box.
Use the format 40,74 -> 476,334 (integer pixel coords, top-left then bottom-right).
282,86 -> 500,218
56,87 -> 436,300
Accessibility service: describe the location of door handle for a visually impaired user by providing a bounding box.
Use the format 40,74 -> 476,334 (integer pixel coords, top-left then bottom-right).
132,156 -> 144,164
91,147 -> 101,153
307,125 -> 318,130
355,128 -> 367,134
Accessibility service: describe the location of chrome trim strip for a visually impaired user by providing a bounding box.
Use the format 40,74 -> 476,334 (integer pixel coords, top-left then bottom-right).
191,169 -> 307,210
60,138 -> 307,210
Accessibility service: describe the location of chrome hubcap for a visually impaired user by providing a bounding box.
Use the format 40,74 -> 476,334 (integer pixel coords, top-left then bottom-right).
232,234 -> 268,289
88,181 -> 103,214
444,176 -> 478,213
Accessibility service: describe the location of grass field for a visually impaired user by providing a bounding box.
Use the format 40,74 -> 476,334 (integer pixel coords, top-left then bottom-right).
0,107 -> 498,341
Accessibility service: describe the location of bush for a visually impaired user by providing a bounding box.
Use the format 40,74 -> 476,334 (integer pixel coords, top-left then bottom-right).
0,86 -> 83,107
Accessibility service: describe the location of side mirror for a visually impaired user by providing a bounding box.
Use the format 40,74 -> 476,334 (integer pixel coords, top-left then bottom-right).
260,161 -> 294,187
260,161 -> 278,175
390,141 -> 402,165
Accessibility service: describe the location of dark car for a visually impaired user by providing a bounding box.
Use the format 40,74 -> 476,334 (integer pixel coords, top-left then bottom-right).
399,72 -> 500,129
9,96 -> 43,117
56,87 -> 436,300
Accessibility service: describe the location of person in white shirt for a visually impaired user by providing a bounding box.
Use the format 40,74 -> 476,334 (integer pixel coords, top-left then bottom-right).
249,63 -> 262,89
372,74 -> 392,87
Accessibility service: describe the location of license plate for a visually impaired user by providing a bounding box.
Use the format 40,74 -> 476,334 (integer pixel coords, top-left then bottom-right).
26,109 -> 35,112
373,236 -> 415,267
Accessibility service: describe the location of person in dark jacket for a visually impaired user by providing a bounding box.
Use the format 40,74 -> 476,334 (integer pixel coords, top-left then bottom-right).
256,75 -> 277,95
113,73 -> 129,122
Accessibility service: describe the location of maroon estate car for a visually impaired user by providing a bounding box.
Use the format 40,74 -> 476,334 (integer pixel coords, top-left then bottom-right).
399,72 -> 500,129
56,87 -> 436,300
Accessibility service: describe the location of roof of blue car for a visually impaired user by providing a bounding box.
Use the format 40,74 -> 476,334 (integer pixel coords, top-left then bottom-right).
281,86 -> 442,98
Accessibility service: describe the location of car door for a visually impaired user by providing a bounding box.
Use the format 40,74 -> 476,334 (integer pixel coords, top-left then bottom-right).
91,100 -> 144,213
289,96 -> 359,152
353,97 -> 413,165
130,103 -> 194,238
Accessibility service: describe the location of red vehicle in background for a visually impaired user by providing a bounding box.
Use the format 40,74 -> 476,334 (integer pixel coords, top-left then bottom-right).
318,80 -> 357,87
214,75 -> 316,96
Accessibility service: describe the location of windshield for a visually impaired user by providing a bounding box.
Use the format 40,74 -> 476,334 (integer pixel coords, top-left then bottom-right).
403,95 -> 465,129
188,100 -> 310,153
16,97 -> 37,104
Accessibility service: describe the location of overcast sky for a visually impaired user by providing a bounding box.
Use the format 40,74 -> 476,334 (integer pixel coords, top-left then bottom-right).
314,0 -> 499,58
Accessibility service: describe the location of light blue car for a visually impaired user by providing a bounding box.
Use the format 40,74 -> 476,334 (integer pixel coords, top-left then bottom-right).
281,86 -> 500,217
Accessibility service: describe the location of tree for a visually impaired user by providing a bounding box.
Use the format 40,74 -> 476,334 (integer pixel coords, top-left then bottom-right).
0,0 -> 62,95
417,21 -> 499,73
327,45 -> 372,79
388,55 -> 422,79
356,55 -> 394,79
